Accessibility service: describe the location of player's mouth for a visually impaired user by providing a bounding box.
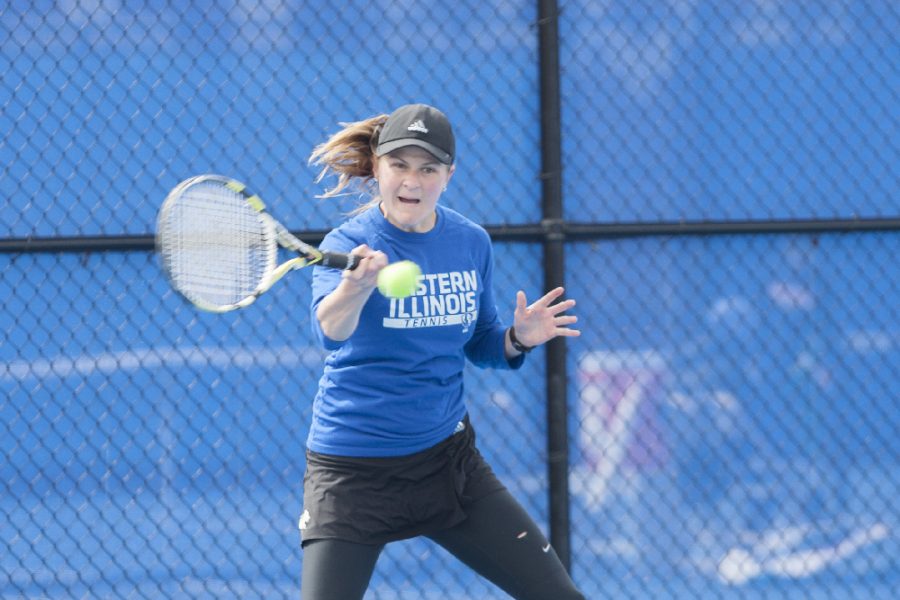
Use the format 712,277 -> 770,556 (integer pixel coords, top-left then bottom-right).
398,196 -> 420,204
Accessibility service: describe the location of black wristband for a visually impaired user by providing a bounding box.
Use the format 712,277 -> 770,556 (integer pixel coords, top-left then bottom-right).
508,326 -> 534,354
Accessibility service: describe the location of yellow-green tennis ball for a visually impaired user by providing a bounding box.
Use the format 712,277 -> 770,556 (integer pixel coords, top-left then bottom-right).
377,260 -> 422,298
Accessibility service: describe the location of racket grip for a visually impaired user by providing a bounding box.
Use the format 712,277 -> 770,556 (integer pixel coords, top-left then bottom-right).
320,251 -> 360,271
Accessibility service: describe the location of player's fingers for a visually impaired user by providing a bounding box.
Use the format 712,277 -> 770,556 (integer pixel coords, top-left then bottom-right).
533,286 -> 566,308
554,315 -> 578,326
516,290 -> 528,311
342,248 -> 385,284
548,298 -> 576,315
553,327 -> 581,338
367,251 -> 389,270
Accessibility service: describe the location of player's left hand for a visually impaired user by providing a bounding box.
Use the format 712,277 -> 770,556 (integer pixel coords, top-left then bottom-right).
512,287 -> 580,348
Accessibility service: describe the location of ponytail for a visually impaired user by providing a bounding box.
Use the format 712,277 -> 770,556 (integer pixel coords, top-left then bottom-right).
308,114 -> 389,199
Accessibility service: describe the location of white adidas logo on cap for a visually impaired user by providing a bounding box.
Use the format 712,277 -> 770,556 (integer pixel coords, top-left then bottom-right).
407,119 -> 428,133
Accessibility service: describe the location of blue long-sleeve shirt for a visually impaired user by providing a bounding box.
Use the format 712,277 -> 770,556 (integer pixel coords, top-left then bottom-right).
308,204 -> 524,457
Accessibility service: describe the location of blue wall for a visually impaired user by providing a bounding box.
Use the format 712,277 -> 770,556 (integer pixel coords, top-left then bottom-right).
2,1 -> 897,598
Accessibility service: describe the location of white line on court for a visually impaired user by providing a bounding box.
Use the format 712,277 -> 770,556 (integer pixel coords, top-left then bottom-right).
0,345 -> 325,383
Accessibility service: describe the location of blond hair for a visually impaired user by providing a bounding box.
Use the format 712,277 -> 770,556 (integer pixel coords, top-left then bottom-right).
308,114 -> 388,203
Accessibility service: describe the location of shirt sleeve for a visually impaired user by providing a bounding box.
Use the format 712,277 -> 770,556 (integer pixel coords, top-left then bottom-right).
463,236 -> 525,370
309,229 -> 354,350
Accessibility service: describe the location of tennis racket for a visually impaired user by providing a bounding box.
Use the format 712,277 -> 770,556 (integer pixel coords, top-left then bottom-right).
156,174 -> 359,313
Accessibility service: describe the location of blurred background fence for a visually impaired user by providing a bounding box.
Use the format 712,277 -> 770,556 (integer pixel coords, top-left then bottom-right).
2,1 -> 898,598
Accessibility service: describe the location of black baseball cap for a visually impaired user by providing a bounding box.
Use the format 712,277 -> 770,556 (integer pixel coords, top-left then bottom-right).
375,104 -> 455,165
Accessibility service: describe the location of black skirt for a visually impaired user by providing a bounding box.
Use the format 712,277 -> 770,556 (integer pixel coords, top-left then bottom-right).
299,415 -> 506,546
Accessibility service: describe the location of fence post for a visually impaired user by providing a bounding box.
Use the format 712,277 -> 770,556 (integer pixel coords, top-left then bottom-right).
536,0 -> 571,571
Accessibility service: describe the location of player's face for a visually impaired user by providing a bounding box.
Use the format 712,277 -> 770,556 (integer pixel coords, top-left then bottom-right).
374,146 -> 454,233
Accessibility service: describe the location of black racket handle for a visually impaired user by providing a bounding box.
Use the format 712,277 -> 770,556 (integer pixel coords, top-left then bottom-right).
320,251 -> 360,271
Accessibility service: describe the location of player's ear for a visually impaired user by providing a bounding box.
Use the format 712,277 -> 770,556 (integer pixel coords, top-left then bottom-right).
371,154 -> 383,181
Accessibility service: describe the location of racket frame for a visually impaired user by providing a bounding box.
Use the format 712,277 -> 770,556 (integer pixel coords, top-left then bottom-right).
157,174 -> 357,313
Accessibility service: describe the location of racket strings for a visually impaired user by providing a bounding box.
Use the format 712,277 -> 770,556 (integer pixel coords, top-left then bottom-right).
160,181 -> 276,308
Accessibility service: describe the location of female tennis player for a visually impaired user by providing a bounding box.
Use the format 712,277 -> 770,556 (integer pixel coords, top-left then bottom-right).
300,103 -> 584,599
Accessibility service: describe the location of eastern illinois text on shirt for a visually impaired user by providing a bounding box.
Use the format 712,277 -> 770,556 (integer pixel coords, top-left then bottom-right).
382,269 -> 479,329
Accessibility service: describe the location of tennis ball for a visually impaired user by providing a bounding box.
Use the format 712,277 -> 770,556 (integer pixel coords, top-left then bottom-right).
377,260 -> 422,298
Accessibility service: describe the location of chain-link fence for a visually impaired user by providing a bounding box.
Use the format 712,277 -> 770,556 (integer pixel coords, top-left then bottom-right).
2,1 -> 898,598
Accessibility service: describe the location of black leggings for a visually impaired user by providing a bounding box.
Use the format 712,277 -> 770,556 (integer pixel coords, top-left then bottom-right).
300,489 -> 584,599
